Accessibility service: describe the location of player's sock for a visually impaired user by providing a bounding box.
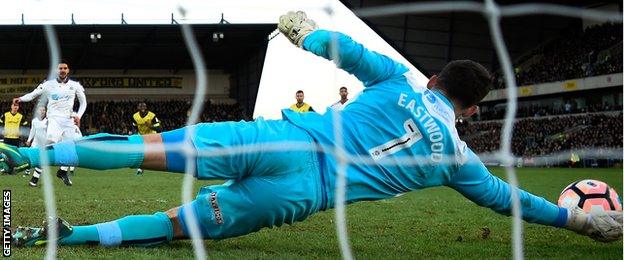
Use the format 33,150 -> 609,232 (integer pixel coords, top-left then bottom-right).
18,133 -> 144,170
60,212 -> 173,247
28,168 -> 42,187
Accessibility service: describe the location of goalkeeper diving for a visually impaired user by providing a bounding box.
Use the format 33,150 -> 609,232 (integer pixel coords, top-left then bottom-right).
3,11 -> 621,248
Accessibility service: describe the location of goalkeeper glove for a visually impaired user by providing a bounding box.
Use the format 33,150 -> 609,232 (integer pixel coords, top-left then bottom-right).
278,11 -> 318,47
565,206 -> 622,242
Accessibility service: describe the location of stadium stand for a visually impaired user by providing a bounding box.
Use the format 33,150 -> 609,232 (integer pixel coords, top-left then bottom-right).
492,22 -> 622,89
454,20 -> 622,168
0,100 -> 248,136
457,112 -> 622,167
478,102 -> 622,121
84,101 -> 247,134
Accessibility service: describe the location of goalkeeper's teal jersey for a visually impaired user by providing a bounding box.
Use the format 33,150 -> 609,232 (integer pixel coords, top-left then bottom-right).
282,30 -> 566,226
282,30 -> 467,204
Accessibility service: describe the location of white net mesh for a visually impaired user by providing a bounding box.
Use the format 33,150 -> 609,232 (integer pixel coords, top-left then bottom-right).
26,1 -> 623,259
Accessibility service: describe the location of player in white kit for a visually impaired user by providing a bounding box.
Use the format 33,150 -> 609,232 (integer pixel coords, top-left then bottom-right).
25,106 -> 48,186
68,113 -> 83,176
330,86 -> 349,110
13,60 -> 87,186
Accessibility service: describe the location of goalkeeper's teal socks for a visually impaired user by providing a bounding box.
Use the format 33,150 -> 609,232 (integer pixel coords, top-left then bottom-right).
18,133 -> 144,170
60,212 -> 173,246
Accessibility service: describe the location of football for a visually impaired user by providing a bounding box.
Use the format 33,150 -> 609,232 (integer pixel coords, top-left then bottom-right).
558,179 -> 622,214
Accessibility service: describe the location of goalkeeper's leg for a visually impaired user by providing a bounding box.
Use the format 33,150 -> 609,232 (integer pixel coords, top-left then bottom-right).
0,134 -> 150,173
14,149 -> 324,247
2,119 -> 313,180
172,167 -> 324,241
13,212 -> 174,247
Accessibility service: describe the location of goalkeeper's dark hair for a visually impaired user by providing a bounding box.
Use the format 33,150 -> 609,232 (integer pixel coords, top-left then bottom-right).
436,60 -> 492,109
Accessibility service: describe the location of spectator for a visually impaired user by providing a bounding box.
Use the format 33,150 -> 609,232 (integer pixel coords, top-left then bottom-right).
477,102 -> 620,121
493,23 -> 622,89
457,113 -> 623,163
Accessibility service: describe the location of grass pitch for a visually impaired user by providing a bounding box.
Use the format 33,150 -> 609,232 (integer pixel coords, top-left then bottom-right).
5,167 -> 623,259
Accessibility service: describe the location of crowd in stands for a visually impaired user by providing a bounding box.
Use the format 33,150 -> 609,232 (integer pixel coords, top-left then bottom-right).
478,101 -> 622,121
0,100 -> 248,136
457,113 -> 622,165
82,100 -> 247,135
493,22 -> 622,89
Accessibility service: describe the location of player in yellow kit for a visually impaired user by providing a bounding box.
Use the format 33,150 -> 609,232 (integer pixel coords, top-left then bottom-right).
0,103 -> 28,148
289,90 -> 314,112
131,102 -> 161,175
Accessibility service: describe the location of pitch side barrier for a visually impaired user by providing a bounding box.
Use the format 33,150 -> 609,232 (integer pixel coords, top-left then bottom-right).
471,110 -> 622,124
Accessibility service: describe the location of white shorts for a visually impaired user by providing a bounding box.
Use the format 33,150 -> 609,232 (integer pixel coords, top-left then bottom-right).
47,117 -> 82,143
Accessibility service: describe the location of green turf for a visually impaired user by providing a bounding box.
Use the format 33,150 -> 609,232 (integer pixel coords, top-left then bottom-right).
4,167 -> 623,259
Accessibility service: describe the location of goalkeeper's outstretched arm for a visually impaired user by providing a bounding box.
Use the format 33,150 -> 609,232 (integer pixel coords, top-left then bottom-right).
448,150 -> 622,242
278,11 -> 409,87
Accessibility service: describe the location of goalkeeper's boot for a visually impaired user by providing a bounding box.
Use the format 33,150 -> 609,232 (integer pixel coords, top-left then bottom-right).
12,217 -> 73,247
0,143 -> 30,174
56,169 -> 73,186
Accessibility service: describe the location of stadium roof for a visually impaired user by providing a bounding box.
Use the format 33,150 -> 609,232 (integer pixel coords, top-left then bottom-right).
2,0 -> 619,75
0,24 -> 275,71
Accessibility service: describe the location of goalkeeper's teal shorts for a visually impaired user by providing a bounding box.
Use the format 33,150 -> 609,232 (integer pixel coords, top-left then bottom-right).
163,119 -> 326,239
